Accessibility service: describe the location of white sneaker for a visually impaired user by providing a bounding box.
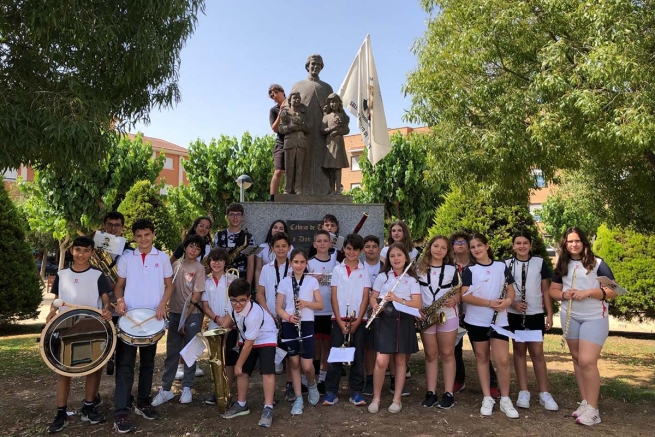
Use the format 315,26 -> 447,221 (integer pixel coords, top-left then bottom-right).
151,388 -> 174,406
174,364 -> 184,380
195,366 -> 204,377
179,388 -> 192,404
576,405 -> 601,426
480,396 -> 495,416
516,390 -> 530,409
500,398 -> 519,419
572,399 -> 588,418
539,392 -> 559,411
274,361 -> 284,375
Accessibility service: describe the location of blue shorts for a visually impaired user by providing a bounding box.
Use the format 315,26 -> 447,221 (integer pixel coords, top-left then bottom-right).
281,321 -> 315,359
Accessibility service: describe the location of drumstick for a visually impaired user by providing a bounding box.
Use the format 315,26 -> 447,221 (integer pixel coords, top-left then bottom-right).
110,303 -> 140,326
132,314 -> 157,328
53,298 -> 101,312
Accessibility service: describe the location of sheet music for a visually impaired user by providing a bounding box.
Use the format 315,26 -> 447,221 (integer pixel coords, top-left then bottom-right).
456,326 -> 467,345
329,233 -> 344,251
180,335 -> 206,367
327,347 -> 355,363
490,324 -> 515,339
274,347 -> 287,365
392,301 -> 421,317
598,276 -> 628,295
513,329 -> 543,343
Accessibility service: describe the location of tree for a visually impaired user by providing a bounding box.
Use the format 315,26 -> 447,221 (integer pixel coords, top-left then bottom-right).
118,180 -> 179,252
538,171 -> 605,245
354,132 -> 447,240
404,0 -> 655,232
430,187 -> 552,264
0,179 -> 42,325
0,0 -> 204,171
166,184 -> 203,240
594,224 -> 655,321
183,133 -> 275,227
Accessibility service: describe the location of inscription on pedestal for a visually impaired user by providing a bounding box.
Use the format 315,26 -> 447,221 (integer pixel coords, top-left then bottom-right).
288,220 -> 323,251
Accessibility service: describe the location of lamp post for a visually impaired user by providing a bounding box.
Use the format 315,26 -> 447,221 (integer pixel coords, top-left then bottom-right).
236,174 -> 253,202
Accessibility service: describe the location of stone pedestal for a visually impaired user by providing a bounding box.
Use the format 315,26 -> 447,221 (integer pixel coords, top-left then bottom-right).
274,194 -> 353,204
242,201 -> 384,251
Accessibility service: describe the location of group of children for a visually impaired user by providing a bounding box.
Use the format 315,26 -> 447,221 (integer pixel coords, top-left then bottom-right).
45,205 -> 615,433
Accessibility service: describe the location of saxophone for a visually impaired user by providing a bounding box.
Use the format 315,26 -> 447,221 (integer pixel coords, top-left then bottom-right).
227,229 -> 251,269
415,283 -> 462,332
202,327 -> 231,413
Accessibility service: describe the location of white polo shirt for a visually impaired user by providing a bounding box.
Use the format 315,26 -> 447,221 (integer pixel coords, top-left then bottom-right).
256,243 -> 294,265
117,247 -> 173,311
52,266 -> 111,311
553,258 -> 614,321
330,261 -> 371,320
308,252 -> 338,316
258,259 -> 291,315
462,261 -> 515,327
505,256 -> 552,315
380,245 -> 419,262
373,271 -> 420,301
233,301 -> 278,348
418,264 -> 460,321
203,274 -> 230,330
277,274 -> 321,322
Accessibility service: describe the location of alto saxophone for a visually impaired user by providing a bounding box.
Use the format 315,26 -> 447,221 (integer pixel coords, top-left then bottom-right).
201,327 -> 231,413
227,229 -> 251,269
415,283 -> 462,332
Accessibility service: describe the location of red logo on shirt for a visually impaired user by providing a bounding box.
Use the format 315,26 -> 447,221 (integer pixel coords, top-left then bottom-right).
358,274 -> 362,278
74,279 -> 79,283
154,263 -> 159,268
486,270 -> 491,275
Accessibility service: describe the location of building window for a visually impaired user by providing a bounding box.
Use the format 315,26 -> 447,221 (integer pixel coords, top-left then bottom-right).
3,168 -> 18,181
532,169 -> 546,188
164,157 -> 174,170
530,203 -> 542,222
159,184 -> 173,195
350,183 -> 361,190
351,155 -> 360,171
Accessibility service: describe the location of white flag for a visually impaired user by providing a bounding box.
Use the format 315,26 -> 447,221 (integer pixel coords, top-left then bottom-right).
338,35 -> 391,166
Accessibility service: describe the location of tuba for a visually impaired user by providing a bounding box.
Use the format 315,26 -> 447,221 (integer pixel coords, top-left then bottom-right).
90,248 -> 118,283
202,328 -> 231,413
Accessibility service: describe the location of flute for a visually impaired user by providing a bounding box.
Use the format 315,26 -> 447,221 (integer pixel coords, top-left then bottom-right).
366,263 -> 412,329
561,267 -> 577,348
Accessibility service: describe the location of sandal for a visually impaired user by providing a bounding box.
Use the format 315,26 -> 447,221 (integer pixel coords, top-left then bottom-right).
368,399 -> 380,413
388,400 -> 402,413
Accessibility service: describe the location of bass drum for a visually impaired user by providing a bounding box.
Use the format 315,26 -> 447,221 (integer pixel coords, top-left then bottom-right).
40,308 -> 117,377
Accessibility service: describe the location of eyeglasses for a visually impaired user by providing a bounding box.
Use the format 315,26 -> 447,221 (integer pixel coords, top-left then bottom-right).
227,213 -> 243,218
105,223 -> 123,229
229,298 -> 248,305
453,241 -> 467,246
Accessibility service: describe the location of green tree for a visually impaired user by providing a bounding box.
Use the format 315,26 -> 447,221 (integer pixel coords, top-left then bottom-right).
594,224 -> 655,321
183,133 -> 275,227
1,0 -> 204,171
118,180 -> 179,252
0,179 -> 42,325
404,0 -> 655,232
355,132 -> 447,240
430,187 -> 551,264
166,184 -> 203,240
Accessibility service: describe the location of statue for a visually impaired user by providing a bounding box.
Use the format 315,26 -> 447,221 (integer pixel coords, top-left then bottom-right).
278,91 -> 310,195
321,93 -> 350,194
289,54 -> 334,195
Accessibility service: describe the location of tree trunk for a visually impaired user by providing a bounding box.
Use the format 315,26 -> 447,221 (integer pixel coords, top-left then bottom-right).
40,251 -> 47,278
644,150 -> 655,173
57,235 -> 70,271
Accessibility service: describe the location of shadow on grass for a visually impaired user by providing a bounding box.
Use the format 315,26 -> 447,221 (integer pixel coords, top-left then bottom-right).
0,323 -> 44,337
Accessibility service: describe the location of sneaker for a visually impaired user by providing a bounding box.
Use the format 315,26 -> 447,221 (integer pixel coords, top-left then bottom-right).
576,405 -> 601,426
151,388 -> 174,407
421,391 -> 438,408
389,377 -> 409,396
47,412 -> 68,434
500,398 -> 519,419
437,392 -> 455,410
405,365 -> 411,378
572,400 -> 588,418
274,361 -> 284,375
453,381 -> 466,393
113,415 -> 136,434
323,393 -> 339,406
81,394 -> 102,408
539,392 -> 559,411
490,386 -> 501,399
204,394 -> 217,405
258,406 -> 273,427
174,364 -> 184,380
134,403 -> 159,420
388,401 -> 402,413
195,366 -> 204,377
179,387 -> 193,404
516,390 -> 530,409
284,382 -> 295,402
480,396 -> 495,416
81,404 -> 105,424
368,399 -> 380,413
349,393 -> 366,406
221,402 -> 250,419
307,382 -> 320,406
317,381 -> 326,395
291,397 -> 304,415
363,376 -> 373,396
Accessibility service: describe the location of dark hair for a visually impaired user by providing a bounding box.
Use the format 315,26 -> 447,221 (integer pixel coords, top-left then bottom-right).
72,236 -> 94,249
185,216 -> 213,246
449,230 -> 470,246
363,235 -> 380,246
265,220 -> 290,245
289,248 -> 309,263
268,84 -> 284,97
182,234 -> 205,252
132,218 -> 155,234
512,230 -> 533,244
343,233 -> 364,251
322,214 -> 339,232
469,233 -> 494,261
104,211 -> 125,226
386,220 -> 413,249
271,232 -> 291,247
418,235 -> 452,275
206,247 -> 229,264
314,229 -> 331,241
228,278 -> 251,298
555,227 -> 596,277
226,203 -> 244,215
379,242 -> 418,280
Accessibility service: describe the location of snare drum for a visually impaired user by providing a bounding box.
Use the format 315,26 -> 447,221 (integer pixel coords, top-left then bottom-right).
117,308 -> 166,346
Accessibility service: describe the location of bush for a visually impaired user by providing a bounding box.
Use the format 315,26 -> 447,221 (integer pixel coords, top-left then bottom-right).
594,224 -> 655,321
118,181 -> 179,252
0,180 -> 42,325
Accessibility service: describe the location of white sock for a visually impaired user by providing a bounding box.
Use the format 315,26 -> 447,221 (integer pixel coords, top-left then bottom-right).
264,404 -> 274,409
501,396 -> 511,402
319,370 -> 327,382
237,400 -> 246,407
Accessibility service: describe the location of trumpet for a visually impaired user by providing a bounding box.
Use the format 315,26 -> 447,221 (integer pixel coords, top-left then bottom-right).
341,304 -> 356,366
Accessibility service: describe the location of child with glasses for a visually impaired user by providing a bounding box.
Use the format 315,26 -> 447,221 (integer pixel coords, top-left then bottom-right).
213,203 -> 255,284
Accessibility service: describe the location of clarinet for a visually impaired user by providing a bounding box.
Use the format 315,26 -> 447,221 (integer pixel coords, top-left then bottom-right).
293,276 -> 305,355
487,262 -> 512,336
520,262 -> 527,329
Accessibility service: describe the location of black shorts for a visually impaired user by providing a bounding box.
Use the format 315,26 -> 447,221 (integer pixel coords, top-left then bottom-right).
465,322 -> 510,343
273,143 -> 285,170
281,321 -> 315,359
225,329 -> 240,367
314,315 -> 332,340
508,313 -> 545,333
241,345 -> 276,376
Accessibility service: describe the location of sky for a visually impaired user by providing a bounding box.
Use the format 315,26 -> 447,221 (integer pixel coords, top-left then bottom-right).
132,0 -> 432,148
